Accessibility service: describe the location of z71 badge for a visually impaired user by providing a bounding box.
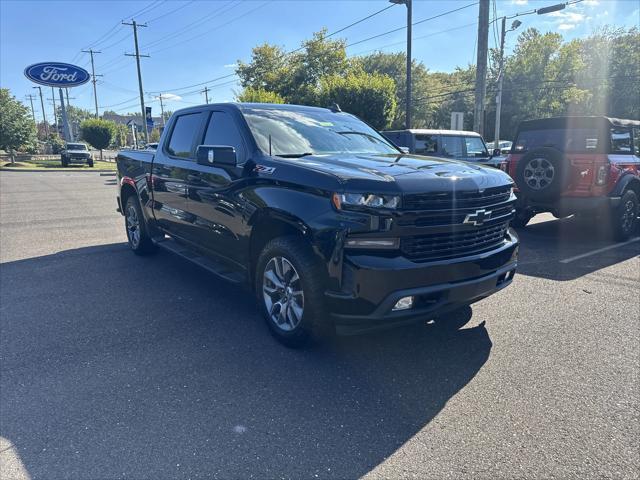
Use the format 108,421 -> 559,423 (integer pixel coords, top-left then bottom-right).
255,165 -> 276,174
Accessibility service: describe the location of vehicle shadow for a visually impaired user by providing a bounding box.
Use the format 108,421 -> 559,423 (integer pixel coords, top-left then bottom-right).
514,215 -> 639,281
1,244 -> 491,479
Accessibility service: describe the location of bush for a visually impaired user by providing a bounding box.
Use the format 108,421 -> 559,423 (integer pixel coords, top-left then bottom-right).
236,87 -> 285,104
318,72 -> 396,130
80,118 -> 117,150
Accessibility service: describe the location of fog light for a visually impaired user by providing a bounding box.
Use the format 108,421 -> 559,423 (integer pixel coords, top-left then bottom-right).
392,296 -> 414,311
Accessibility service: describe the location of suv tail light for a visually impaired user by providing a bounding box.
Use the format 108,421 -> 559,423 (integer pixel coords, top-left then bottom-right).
595,165 -> 608,185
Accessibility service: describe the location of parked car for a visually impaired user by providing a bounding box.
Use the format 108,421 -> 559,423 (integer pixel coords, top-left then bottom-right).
61,142 -> 93,167
506,116 -> 640,240
146,143 -> 158,150
116,103 -> 518,347
486,140 -> 513,155
383,129 -> 504,168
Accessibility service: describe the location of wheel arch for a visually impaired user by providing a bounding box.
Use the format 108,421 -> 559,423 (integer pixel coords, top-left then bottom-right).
611,173 -> 640,198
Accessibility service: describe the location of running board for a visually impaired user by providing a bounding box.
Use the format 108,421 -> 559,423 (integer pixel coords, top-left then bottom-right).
155,237 -> 246,284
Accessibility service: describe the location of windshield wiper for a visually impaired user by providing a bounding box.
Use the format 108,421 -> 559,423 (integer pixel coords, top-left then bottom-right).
275,152 -> 314,158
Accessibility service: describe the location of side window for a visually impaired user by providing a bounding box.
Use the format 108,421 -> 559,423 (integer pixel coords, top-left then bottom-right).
414,134 -> 437,154
440,136 -> 464,158
465,136 -> 487,157
204,111 -> 247,164
633,128 -> 640,156
167,113 -> 203,158
611,128 -> 632,154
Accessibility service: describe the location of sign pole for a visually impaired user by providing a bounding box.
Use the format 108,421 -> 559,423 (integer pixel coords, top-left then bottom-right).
58,88 -> 71,142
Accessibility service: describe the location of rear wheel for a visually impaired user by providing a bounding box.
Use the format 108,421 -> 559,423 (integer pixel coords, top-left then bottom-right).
61,156 -> 68,167
255,236 -> 330,348
612,189 -> 639,241
125,196 -> 157,255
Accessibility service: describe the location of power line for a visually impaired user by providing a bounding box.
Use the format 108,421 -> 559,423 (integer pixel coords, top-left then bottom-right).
148,2 -> 269,56
326,3 -> 398,39
346,2 -> 478,49
145,0 -> 196,24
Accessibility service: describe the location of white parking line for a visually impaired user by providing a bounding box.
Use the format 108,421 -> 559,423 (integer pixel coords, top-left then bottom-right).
559,237 -> 640,264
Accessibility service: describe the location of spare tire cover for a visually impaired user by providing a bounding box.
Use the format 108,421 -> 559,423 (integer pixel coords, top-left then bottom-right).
515,147 -> 568,201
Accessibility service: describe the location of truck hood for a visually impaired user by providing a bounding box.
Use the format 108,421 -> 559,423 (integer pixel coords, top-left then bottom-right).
288,153 -> 512,194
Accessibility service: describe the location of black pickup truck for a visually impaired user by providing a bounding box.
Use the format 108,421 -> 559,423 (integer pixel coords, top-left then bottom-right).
116,103 -> 519,347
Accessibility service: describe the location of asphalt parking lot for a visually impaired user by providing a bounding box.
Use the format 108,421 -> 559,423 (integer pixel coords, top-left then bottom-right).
1,171 -> 638,480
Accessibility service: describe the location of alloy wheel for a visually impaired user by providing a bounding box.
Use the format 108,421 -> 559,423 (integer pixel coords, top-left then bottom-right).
262,256 -> 304,332
621,199 -> 636,233
126,205 -> 141,248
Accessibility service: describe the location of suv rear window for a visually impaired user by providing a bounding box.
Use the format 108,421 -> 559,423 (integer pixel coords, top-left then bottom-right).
513,128 -> 599,153
611,128 -> 632,154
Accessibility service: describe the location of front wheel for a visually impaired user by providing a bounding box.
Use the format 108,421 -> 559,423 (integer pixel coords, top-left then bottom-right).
61,156 -> 68,168
511,208 -> 533,228
612,189 -> 639,241
255,236 -> 330,348
124,196 -> 157,255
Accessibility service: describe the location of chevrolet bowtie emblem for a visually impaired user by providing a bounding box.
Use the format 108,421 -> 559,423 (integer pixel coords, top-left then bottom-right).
463,209 -> 492,226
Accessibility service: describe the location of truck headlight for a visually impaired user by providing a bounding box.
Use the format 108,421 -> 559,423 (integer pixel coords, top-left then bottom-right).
332,193 -> 400,210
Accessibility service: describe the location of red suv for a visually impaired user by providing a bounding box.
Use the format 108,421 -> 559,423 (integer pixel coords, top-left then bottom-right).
506,116 -> 640,240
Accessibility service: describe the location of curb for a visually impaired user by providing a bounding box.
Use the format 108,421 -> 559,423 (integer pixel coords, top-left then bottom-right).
0,167 -> 116,173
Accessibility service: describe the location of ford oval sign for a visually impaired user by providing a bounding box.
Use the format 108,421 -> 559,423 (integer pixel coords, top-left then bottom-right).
24,62 -> 90,88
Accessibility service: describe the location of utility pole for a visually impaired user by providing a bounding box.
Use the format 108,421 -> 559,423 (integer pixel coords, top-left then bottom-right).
390,0 -> 412,129
473,0 -> 490,135
124,20 -> 150,143
82,49 -> 102,117
494,16 -> 507,147
58,88 -> 71,142
25,94 -> 37,125
158,93 -> 166,126
33,86 -> 48,136
50,86 -> 59,130
202,86 -> 210,104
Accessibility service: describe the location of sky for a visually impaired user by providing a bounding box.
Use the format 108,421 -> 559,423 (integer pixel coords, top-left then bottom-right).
1,0 -> 638,121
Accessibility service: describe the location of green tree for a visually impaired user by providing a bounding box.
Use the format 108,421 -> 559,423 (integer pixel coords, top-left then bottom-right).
0,88 -> 37,159
318,72 -> 397,129
80,118 -> 116,159
56,105 -> 93,129
236,87 -> 285,103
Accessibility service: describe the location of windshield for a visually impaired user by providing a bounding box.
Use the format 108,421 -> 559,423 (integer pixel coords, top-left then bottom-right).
242,107 -> 399,156
67,143 -> 87,150
464,136 -> 489,157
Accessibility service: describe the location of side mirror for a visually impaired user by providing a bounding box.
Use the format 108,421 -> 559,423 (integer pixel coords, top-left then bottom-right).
196,145 -> 237,166
399,146 -> 410,154
492,148 -> 502,157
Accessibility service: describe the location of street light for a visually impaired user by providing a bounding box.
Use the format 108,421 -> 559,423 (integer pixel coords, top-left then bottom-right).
390,0 -> 412,129
493,2 -> 566,146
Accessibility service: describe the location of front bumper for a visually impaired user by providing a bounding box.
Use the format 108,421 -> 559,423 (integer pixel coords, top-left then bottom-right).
326,230 -> 519,335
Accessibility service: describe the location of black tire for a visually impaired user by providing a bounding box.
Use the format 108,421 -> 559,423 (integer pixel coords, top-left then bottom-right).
61,156 -> 68,168
515,147 -> 568,201
124,195 -> 157,255
88,160 -> 94,167
612,189 -> 639,241
511,208 -> 533,228
255,236 -> 330,348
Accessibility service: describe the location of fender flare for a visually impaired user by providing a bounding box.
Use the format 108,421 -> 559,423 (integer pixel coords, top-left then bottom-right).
610,172 -> 640,197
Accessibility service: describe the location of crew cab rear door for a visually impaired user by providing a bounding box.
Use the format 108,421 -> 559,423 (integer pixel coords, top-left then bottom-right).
152,111 -> 206,239
182,109 -> 250,267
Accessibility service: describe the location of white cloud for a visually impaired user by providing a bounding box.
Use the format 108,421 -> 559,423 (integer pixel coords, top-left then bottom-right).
224,63 -> 237,69
511,0 -> 528,4
558,23 -> 577,30
583,0 -> 599,5
549,11 -> 586,22
156,93 -> 182,101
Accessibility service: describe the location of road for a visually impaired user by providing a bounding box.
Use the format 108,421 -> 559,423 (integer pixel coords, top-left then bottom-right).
1,171 -> 638,480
